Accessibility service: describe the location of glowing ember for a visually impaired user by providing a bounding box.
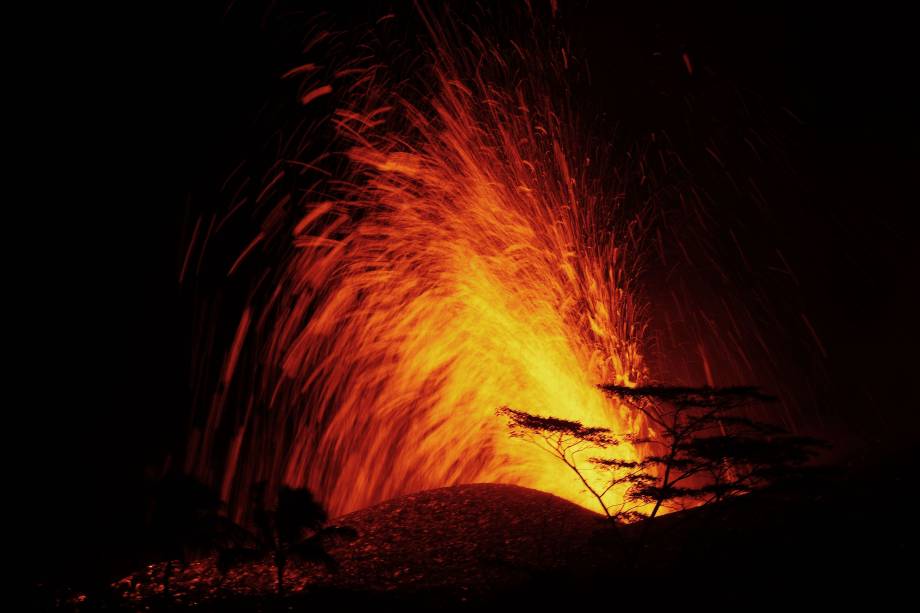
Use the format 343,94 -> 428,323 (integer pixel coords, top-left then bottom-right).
189,7 -> 650,518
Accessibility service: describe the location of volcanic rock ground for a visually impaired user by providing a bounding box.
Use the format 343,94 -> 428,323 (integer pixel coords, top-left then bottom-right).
111,484 -> 610,608
45,448 -> 918,609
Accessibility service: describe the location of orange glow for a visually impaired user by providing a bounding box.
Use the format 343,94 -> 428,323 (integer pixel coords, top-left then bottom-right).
191,10 -> 651,518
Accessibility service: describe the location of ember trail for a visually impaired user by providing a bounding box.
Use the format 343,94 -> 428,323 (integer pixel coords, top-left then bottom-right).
189,7 -> 651,519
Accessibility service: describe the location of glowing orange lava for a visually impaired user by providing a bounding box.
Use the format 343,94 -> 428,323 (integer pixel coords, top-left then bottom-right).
190,8 -> 651,518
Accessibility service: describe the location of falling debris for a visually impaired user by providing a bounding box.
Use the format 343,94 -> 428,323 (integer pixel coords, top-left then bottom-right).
682,51 -> 693,75
301,85 -> 333,106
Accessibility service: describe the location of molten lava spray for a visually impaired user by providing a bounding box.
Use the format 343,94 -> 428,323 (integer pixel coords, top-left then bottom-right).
189,6 -> 652,518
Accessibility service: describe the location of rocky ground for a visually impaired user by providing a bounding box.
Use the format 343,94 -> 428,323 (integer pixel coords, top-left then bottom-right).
35,446 -> 918,609
106,484 -> 610,609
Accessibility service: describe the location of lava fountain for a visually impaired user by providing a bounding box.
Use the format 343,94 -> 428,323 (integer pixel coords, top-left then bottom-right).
189,6 -> 652,519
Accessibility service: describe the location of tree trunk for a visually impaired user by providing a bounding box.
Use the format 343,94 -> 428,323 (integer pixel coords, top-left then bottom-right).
275,550 -> 285,594
162,560 -> 173,600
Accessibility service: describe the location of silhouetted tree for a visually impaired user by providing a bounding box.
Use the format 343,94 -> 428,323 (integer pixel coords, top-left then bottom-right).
498,385 -> 825,540
496,406 -> 654,523
148,473 -> 354,598
598,385 -> 826,518
239,483 -> 357,594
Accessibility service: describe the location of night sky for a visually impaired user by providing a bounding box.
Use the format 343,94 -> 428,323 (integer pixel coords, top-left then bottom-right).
31,0 -> 918,589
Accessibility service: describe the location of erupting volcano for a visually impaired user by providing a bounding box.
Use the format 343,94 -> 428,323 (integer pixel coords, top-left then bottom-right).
30,1 -> 918,608
188,7 -> 651,519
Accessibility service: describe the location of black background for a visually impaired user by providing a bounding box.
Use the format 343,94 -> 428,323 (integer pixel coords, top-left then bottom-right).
32,0 -> 918,588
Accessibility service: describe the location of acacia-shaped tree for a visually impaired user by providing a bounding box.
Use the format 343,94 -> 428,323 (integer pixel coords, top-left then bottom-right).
496,406 -> 654,522
498,386 -> 825,525
598,384 -> 826,518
